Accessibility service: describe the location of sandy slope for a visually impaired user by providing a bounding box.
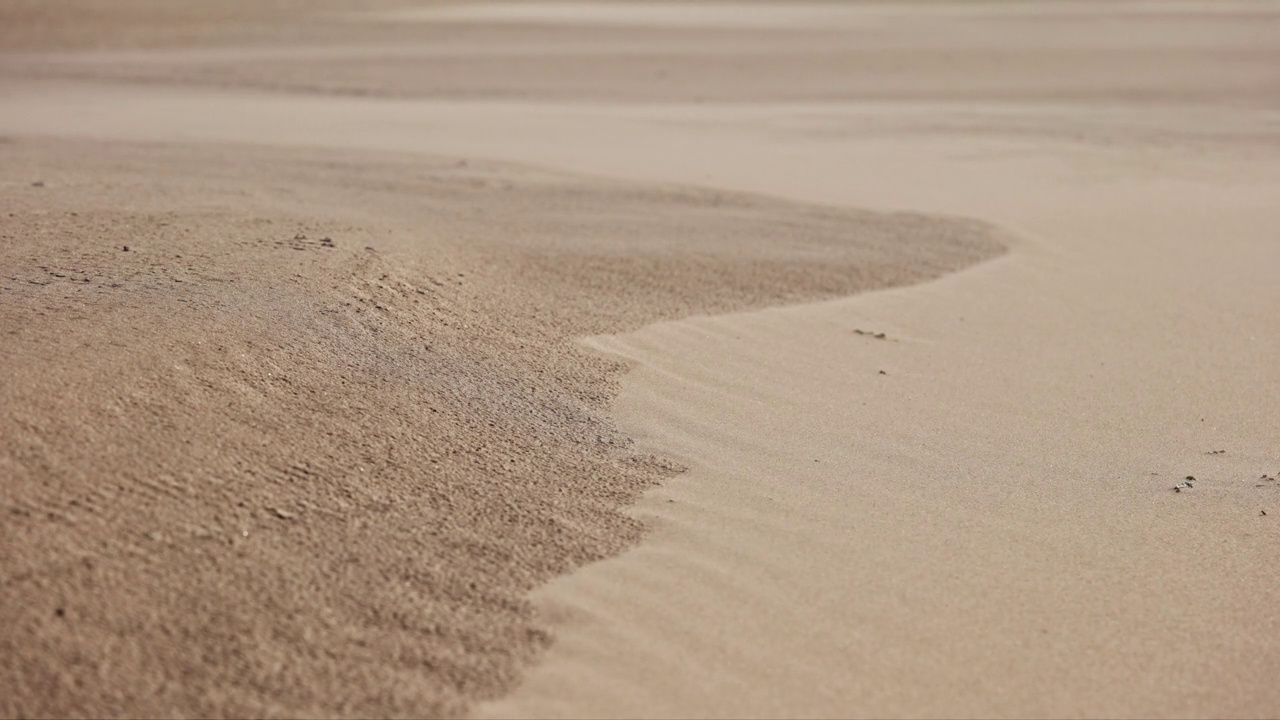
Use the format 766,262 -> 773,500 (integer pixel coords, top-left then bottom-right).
3,1 -> 1279,717
0,119 -> 996,718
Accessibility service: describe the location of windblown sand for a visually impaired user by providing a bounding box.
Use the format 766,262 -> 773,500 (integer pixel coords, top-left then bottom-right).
3,1 -> 1278,718
0,130 -> 998,718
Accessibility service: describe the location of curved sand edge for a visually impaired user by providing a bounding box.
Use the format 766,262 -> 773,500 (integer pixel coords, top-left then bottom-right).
479,95 -> 1280,720
5,1 -> 1277,715
0,136 -> 1004,717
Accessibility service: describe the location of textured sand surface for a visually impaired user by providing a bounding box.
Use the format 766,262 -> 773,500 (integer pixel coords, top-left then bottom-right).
0,141 -> 997,717
0,5 -> 1003,714
3,1 -> 1278,718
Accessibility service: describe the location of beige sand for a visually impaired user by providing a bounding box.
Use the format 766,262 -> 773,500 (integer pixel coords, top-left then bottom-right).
484,104 -> 1280,720
0,139 -> 996,717
3,1 -> 1279,717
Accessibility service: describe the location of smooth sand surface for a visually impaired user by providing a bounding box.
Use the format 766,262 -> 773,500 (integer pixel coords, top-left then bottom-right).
483,104 -> 1280,719
3,1 -> 1279,717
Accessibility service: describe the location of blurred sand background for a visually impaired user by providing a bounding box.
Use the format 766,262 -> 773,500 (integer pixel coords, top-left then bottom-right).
2,1 -> 1278,718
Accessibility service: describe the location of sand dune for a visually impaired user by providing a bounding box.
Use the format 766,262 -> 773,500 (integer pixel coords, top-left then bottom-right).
2,1 -> 1278,718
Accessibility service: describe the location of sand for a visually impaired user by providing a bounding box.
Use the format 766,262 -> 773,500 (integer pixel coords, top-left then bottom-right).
482,100 -> 1280,720
2,1 -> 1278,718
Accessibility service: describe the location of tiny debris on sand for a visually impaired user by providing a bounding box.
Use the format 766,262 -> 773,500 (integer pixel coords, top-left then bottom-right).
854,329 -> 888,339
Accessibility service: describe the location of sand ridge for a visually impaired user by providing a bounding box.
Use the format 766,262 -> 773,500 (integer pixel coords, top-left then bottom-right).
0,137 -> 1001,717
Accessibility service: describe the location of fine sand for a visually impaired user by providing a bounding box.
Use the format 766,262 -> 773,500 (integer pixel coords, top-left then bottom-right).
3,1 -> 1279,718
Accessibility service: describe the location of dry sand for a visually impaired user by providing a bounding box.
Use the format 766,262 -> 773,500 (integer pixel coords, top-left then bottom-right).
0,141 -> 994,718
483,100 -> 1280,720
2,1 -> 1279,718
